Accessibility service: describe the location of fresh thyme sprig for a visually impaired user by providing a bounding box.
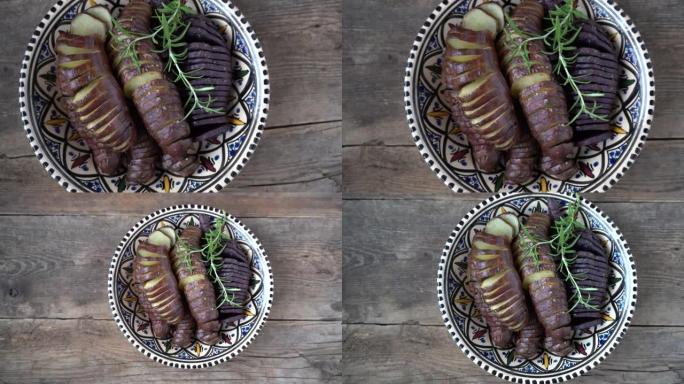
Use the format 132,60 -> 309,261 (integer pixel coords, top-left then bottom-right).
502,0 -> 607,124
518,224 -> 544,271
110,0 -> 224,118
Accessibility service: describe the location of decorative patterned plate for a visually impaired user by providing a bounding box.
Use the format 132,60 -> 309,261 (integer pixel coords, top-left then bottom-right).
19,0 -> 269,192
437,192 -> 636,383
108,205 -> 273,368
405,0 -> 655,193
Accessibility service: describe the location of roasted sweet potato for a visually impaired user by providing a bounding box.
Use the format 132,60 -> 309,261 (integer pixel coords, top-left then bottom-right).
465,266 -> 512,348
132,259 -> 170,339
126,122 -> 161,185
467,216 -> 529,332
109,0 -> 199,176
569,230 -> 609,329
504,116 -> 539,185
172,312 -> 196,348
514,301 -> 543,359
170,226 -> 221,345
134,229 -> 187,325
215,240 -> 252,322
498,0 -> 578,180
56,26 -> 135,153
442,4 -> 521,151
513,212 -> 573,356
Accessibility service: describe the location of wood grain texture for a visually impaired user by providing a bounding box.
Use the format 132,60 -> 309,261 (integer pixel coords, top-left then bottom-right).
0,319 -> 341,383
343,200 -> 683,327
0,121 -> 341,195
0,214 -> 341,321
342,140 -> 684,201
343,325 -> 684,383
343,0 -> 683,147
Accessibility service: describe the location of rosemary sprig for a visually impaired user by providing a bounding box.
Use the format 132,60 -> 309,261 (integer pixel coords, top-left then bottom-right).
110,0 -> 224,118
192,216 -> 241,309
502,0 -> 607,123
175,238 -> 194,273
517,194 -> 597,311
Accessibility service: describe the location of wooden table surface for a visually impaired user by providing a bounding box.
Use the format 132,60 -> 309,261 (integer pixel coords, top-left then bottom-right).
342,0 -> 684,383
0,0 -> 342,383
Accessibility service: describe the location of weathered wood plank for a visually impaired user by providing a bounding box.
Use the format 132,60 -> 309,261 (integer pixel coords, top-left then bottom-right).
343,200 -> 684,326
343,0 -> 683,146
0,319 -> 341,383
342,324 -> 684,384
0,215 -> 341,322
0,122 -> 341,194
342,140 -> 684,202
0,0 -> 341,132
0,192 -> 341,218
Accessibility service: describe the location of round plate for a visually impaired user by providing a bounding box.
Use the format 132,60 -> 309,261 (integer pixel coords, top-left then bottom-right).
108,205 -> 274,368
437,192 -> 636,383
19,0 -> 269,192
405,0 -> 655,193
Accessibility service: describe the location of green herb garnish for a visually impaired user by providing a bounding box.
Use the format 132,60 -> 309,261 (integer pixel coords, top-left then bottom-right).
502,0 -> 607,124
194,216 -> 241,309
110,0 -> 224,118
175,238 -> 194,274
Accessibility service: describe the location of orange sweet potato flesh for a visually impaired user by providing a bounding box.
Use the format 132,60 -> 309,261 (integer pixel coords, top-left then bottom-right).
170,226 -> 221,345
109,0 -> 199,176
513,212 -> 573,356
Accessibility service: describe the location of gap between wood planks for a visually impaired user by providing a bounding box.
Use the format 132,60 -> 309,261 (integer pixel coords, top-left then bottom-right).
0,316 -> 342,322
342,137 -> 684,148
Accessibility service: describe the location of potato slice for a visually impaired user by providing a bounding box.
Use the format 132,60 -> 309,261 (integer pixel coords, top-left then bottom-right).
498,213 -> 520,236
56,45 -> 100,55
484,217 -> 514,241
85,6 -> 113,32
447,38 -> 487,50
463,8 -> 499,37
511,72 -> 551,97
481,269 -> 508,289
158,227 -> 178,245
474,253 -> 499,261
148,230 -> 172,249
473,239 -> 507,251
448,54 -> 481,63
70,13 -> 107,42
522,270 -> 555,290
72,77 -> 102,103
458,73 -> 493,99
478,3 -> 504,32
58,59 -> 90,69
123,71 -> 164,97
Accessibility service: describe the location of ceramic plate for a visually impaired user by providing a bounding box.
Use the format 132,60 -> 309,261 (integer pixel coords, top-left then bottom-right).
108,205 -> 273,368
19,0 -> 269,192
405,0 -> 654,193
437,192 -> 636,383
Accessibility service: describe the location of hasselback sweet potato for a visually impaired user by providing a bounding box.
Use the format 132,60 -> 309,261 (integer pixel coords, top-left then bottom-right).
172,312 -> 196,348
109,0 -> 199,176
514,301 -> 544,359
465,262 -> 512,347
134,229 -> 187,324
126,122 -> 161,185
442,3 -> 521,151
56,29 -> 135,153
569,229 -> 609,329
568,20 -> 619,146
215,240 -> 252,322
182,15 -> 234,140
513,212 -> 573,356
468,215 -> 528,331
504,127 -> 539,185
132,260 -> 171,338
443,89 -> 502,172
170,226 -> 221,345
498,0 -> 578,180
